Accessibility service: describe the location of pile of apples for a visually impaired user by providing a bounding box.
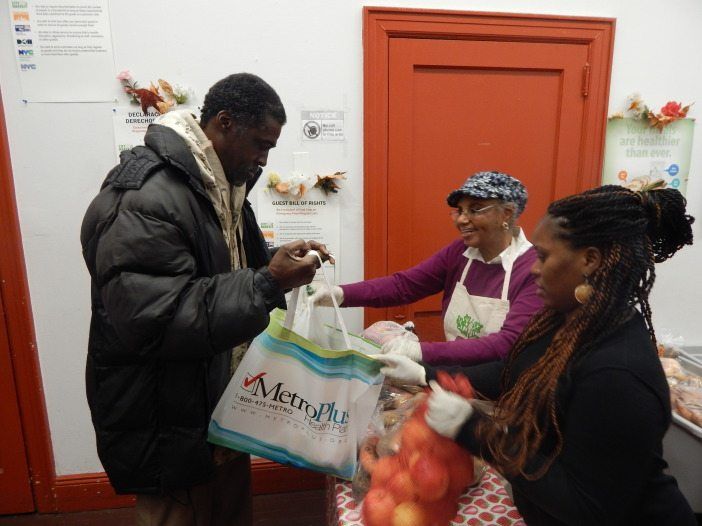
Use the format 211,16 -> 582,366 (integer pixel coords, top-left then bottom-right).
361,372 -> 476,526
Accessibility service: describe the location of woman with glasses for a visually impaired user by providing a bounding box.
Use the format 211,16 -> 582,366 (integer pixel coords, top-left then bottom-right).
311,170 -> 542,366
373,185 -> 696,525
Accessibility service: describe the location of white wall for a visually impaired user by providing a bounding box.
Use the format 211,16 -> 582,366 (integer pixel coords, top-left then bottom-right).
1,0 -> 700,476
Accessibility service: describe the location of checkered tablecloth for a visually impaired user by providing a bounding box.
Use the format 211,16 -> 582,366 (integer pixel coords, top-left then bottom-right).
329,466 -> 525,526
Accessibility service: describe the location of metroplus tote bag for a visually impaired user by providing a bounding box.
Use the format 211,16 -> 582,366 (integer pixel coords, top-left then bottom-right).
208,254 -> 383,479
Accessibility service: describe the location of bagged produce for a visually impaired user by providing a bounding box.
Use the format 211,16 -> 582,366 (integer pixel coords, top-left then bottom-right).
359,372 -> 480,526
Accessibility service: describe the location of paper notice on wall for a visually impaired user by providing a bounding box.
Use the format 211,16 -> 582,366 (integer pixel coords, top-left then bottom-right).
8,0 -> 115,102
112,106 -> 198,160
111,107 -> 160,159
257,187 -> 341,283
301,111 -> 345,141
602,118 -> 695,196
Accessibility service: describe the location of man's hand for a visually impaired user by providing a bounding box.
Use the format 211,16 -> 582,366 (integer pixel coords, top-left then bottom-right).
425,380 -> 474,439
380,338 -> 422,361
306,240 -> 335,264
267,239 -> 319,289
369,354 -> 427,385
309,284 -> 344,307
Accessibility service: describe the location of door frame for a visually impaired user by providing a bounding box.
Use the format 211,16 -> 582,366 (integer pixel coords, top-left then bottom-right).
0,95 -> 53,511
363,6 -> 615,326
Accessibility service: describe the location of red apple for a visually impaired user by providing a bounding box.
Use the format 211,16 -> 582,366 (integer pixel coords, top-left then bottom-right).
409,454 -> 450,502
387,469 -> 420,503
405,450 -> 421,470
363,488 -> 397,526
430,436 -> 463,462
447,451 -> 475,495
371,454 -> 402,488
401,417 -> 438,452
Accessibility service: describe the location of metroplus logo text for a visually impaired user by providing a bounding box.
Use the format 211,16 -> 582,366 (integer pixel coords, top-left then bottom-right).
241,371 -> 349,432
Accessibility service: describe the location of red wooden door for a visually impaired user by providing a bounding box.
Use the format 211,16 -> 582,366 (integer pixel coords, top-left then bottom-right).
364,9 -> 614,340
0,290 -> 34,514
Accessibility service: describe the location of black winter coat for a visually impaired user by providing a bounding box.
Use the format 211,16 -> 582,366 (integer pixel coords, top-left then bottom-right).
80,124 -> 285,494
431,313 -> 695,525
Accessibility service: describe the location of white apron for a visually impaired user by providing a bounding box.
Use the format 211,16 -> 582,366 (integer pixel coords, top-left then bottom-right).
443,258 -> 512,341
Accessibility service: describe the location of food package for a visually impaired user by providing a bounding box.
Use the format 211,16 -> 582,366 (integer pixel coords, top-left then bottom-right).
357,372 -> 482,526
670,385 -> 702,428
361,320 -> 419,347
660,354 -> 702,429
656,328 -> 685,357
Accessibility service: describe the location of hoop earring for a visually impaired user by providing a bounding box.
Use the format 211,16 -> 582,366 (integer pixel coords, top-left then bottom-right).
502,222 -> 509,231
574,275 -> 594,305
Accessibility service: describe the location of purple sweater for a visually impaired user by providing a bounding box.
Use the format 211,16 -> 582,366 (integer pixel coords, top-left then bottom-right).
341,239 -> 542,366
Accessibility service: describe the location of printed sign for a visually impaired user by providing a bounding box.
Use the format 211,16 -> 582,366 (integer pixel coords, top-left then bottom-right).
8,0 -> 116,102
257,186 -> 340,283
301,110 -> 345,142
111,106 -> 197,160
602,118 -> 695,196
111,107 -> 160,159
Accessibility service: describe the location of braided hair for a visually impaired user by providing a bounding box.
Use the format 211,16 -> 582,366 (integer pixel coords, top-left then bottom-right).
476,185 -> 694,479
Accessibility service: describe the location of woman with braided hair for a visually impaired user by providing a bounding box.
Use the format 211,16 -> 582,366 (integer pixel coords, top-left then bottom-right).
375,185 -> 696,525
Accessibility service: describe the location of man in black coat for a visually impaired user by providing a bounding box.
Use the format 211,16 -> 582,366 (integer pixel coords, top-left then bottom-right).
81,73 -> 328,525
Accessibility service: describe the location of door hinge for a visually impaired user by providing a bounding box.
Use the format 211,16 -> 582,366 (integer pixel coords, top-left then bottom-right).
582,63 -> 591,97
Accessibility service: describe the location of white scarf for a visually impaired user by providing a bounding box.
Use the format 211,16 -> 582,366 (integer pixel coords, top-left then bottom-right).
155,110 -> 246,270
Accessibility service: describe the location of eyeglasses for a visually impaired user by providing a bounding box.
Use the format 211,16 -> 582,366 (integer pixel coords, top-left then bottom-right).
449,204 -> 498,220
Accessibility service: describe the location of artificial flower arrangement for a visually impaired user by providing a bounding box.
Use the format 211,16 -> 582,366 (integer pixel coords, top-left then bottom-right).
266,171 -> 346,197
610,93 -> 693,132
117,70 -> 192,115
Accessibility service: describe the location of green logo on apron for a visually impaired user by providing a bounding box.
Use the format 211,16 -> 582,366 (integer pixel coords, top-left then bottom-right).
456,314 -> 484,338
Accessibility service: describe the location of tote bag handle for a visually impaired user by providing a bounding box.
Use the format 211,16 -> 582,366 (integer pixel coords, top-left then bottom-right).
283,250 -> 352,349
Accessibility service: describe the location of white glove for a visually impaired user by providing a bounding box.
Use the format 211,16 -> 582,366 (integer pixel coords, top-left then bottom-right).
369,354 -> 427,386
309,284 -> 344,307
425,380 -> 474,439
380,337 -> 422,361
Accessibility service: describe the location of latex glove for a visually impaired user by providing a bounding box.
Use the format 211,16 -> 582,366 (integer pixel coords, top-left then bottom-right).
380,337 -> 422,361
369,354 -> 427,386
425,380 -> 474,439
309,284 -> 344,307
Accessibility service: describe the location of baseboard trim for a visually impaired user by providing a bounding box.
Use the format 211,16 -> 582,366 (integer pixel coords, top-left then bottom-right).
49,461 -> 325,513
51,472 -> 134,513
251,459 -> 326,495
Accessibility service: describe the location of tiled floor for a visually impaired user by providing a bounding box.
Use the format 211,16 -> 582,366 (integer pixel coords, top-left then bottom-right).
0,489 -> 327,526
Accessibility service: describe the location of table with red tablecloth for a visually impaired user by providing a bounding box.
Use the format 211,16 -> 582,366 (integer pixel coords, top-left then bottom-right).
327,465 -> 525,526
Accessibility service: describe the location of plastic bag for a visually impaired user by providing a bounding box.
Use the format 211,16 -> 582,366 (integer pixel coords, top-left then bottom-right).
353,381 -> 425,500
209,256 -> 384,479
656,328 -> 685,357
289,284 -> 329,347
355,372 -> 491,526
361,320 -> 419,346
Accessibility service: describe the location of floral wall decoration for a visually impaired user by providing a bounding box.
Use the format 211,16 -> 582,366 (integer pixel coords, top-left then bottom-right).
610,93 -> 693,132
266,171 -> 347,198
116,70 -> 193,114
